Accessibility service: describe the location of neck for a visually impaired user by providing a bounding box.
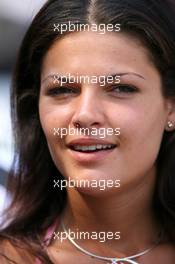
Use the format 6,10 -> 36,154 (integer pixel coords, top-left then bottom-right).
62,167 -> 160,256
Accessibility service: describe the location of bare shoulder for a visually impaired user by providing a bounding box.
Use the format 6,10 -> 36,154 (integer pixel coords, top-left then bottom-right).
0,239 -> 35,264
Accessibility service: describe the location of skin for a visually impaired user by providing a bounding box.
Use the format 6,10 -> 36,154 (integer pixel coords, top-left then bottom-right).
39,31 -> 175,263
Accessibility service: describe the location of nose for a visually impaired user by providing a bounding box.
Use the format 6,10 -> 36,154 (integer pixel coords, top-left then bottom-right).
71,86 -> 105,129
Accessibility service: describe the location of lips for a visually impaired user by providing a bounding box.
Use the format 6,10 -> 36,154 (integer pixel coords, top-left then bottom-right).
66,138 -> 117,157
65,137 -> 118,162
72,144 -> 116,152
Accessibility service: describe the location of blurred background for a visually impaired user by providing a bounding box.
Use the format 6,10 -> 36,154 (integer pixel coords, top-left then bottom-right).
0,0 -> 46,219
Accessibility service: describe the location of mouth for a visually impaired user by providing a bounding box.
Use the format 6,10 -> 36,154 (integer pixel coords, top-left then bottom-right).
66,138 -> 118,162
69,144 -> 117,153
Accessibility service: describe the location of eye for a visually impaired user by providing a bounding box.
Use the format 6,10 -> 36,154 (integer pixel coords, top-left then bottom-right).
109,84 -> 138,97
46,86 -> 78,96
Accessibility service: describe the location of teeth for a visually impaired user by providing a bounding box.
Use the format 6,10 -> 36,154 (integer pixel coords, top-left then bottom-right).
73,144 -> 114,151
82,146 -> 90,151
88,146 -> 97,151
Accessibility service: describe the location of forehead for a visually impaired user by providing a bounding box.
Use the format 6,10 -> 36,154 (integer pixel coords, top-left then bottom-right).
41,31 -> 157,78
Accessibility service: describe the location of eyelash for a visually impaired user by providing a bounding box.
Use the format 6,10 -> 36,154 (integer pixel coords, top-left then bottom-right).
109,84 -> 138,94
46,86 -> 78,96
46,84 -> 138,97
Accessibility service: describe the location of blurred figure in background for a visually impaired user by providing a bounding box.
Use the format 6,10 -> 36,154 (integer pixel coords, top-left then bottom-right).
0,0 -> 46,220
0,168 -> 7,221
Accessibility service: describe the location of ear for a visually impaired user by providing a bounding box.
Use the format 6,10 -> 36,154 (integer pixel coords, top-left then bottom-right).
165,99 -> 175,132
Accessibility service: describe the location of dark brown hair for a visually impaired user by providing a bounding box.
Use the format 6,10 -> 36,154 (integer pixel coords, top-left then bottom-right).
1,0 -> 175,263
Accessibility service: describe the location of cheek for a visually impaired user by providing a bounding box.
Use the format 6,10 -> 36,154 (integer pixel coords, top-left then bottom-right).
116,101 -> 166,170
39,100 -> 72,137
38,103 -> 66,171
39,102 -> 61,157
135,102 -> 166,145
109,97 -> 166,149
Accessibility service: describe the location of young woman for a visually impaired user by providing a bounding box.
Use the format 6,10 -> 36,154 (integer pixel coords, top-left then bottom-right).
1,0 -> 175,263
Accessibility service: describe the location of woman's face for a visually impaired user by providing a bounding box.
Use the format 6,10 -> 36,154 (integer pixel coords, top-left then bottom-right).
39,31 -> 172,195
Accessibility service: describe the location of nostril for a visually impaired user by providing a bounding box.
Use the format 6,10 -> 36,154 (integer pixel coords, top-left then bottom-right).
73,121 -> 81,128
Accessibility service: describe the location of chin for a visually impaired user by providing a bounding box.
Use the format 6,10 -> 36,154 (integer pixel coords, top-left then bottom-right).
74,185 -> 119,197
64,171 -> 121,197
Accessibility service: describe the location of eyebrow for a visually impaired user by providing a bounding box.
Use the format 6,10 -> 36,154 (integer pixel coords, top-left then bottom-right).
41,72 -> 146,85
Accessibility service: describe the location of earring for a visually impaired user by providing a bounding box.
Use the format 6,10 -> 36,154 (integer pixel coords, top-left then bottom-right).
167,121 -> 174,129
